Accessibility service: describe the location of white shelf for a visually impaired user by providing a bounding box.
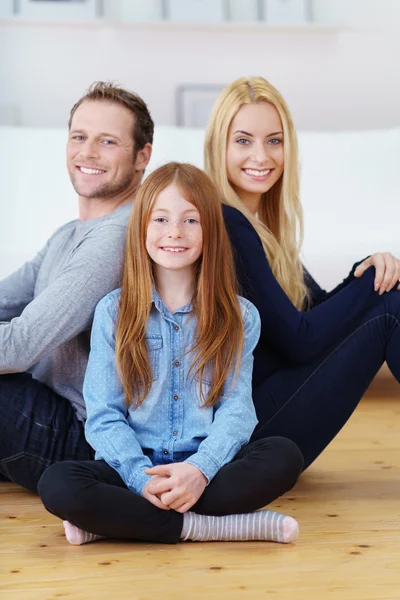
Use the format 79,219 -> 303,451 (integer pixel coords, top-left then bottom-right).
0,18 -> 344,34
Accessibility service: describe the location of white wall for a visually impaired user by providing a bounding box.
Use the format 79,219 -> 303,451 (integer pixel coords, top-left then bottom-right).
1,13 -> 400,131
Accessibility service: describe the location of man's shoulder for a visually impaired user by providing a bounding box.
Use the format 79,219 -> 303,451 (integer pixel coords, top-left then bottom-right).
90,204 -> 132,231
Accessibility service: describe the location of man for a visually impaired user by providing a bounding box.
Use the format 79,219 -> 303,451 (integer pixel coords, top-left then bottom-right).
0,82 -> 153,492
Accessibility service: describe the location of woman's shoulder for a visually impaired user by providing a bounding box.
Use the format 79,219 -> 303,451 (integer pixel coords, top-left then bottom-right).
222,204 -> 252,225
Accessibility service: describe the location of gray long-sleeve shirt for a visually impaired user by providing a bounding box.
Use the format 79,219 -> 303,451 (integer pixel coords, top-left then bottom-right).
0,203 -> 132,421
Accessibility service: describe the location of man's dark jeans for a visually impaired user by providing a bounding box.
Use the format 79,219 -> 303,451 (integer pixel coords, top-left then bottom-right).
0,373 -> 94,492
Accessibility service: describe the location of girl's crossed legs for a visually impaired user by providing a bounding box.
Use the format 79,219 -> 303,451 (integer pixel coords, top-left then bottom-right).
38,437 -> 303,545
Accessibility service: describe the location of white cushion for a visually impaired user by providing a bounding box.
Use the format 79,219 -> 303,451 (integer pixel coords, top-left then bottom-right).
1,125 -> 399,289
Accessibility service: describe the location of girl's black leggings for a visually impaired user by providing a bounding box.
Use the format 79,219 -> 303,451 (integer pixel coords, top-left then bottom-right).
38,436 -> 303,544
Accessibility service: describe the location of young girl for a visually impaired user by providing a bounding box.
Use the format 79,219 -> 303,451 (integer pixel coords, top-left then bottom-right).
204,76 -> 400,470
38,162 -> 303,546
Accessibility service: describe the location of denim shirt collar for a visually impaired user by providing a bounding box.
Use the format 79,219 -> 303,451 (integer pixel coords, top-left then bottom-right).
151,287 -> 193,318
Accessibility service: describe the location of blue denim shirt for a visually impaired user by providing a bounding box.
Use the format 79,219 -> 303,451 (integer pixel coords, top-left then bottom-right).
84,288 -> 260,495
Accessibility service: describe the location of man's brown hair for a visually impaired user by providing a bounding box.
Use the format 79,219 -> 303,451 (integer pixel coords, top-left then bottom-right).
68,81 -> 154,151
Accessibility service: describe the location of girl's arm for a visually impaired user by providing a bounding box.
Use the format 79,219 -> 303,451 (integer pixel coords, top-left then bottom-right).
223,205 -> 381,363
184,300 -> 260,483
84,293 -> 153,496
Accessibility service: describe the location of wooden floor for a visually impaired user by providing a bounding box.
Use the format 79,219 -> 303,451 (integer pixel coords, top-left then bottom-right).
1,388 -> 400,599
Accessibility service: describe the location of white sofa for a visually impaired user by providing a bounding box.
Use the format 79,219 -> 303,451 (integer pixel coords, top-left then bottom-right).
1,125 -> 399,292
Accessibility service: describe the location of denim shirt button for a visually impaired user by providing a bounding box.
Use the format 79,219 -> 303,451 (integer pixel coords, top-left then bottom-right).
174,325 -> 180,331
174,361 -> 180,367
173,430 -> 178,436
163,449 -> 169,455
173,395 -> 179,401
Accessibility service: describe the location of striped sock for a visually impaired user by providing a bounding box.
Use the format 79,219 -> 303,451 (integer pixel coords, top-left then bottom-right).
180,510 -> 298,544
63,521 -> 105,546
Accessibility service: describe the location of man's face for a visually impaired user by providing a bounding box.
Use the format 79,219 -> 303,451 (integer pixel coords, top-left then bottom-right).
67,100 -> 144,201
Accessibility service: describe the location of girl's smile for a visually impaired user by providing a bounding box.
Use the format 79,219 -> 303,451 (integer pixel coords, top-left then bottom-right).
146,184 -> 203,274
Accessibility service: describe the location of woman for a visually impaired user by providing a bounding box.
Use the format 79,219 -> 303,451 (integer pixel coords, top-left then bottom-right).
38,162 -> 302,546
204,76 -> 400,469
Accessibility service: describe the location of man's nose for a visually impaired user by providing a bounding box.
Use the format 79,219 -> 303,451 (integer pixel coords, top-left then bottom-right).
78,140 -> 100,160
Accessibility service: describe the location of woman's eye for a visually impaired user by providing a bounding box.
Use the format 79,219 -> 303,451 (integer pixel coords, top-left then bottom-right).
185,218 -> 197,224
154,217 -> 167,223
236,138 -> 250,145
268,138 -> 282,145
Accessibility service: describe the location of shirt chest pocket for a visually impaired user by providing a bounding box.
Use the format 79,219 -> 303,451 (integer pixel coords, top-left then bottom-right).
146,335 -> 163,381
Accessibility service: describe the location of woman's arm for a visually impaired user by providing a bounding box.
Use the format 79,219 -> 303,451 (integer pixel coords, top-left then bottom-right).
84,293 -> 153,496
304,261 -> 367,307
223,205 -> 381,363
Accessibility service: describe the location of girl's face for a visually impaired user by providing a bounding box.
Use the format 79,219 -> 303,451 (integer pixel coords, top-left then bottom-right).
146,184 -> 203,274
226,102 -> 284,212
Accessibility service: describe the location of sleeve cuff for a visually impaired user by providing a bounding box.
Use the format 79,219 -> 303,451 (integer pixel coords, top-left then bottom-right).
128,470 -> 153,496
185,452 -> 221,484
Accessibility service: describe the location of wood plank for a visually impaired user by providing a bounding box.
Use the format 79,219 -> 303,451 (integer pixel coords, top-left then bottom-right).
1,395 -> 400,599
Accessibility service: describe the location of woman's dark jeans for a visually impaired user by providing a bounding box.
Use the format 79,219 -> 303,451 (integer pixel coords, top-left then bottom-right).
251,289 -> 400,469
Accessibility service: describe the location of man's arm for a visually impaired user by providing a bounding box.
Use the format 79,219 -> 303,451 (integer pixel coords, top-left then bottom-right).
0,224 -> 126,373
0,244 -> 49,321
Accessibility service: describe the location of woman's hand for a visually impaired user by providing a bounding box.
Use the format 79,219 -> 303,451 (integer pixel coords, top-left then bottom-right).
354,252 -> 400,295
144,463 -> 207,513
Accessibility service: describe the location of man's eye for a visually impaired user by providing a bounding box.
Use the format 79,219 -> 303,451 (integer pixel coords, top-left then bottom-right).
73,135 -> 84,141
103,140 -> 115,145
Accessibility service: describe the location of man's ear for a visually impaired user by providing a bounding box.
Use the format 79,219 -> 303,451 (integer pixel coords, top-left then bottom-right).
135,143 -> 152,172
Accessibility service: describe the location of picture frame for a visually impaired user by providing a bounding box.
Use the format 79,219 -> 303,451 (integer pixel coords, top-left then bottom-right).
102,0 -> 163,23
166,0 -> 226,23
18,0 -> 98,20
262,0 -> 311,25
0,0 -> 15,18
176,84 -> 224,128
227,0 -> 260,22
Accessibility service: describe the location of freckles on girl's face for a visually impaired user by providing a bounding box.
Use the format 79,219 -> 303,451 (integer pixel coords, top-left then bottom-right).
146,184 -> 203,273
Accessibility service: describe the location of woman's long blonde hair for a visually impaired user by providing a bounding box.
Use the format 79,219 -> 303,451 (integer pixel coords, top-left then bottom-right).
116,162 -> 244,409
204,76 -> 308,309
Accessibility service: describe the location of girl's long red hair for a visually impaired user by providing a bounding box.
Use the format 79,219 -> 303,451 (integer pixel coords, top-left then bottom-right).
116,162 -> 244,408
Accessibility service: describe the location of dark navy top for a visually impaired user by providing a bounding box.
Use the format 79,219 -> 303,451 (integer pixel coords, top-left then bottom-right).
222,205 -> 381,386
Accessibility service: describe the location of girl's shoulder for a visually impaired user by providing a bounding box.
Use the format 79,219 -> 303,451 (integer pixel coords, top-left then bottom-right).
95,287 -> 122,319
237,295 -> 260,326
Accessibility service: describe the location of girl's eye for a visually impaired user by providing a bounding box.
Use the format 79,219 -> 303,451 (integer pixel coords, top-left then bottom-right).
185,218 -> 197,224
154,217 -> 167,223
268,138 -> 282,145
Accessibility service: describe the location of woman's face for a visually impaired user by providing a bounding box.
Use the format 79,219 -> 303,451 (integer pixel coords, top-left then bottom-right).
226,102 -> 284,213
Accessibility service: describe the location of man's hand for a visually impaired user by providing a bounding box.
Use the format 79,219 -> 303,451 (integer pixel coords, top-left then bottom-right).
144,463 -> 207,513
354,252 -> 400,295
142,475 -> 171,510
